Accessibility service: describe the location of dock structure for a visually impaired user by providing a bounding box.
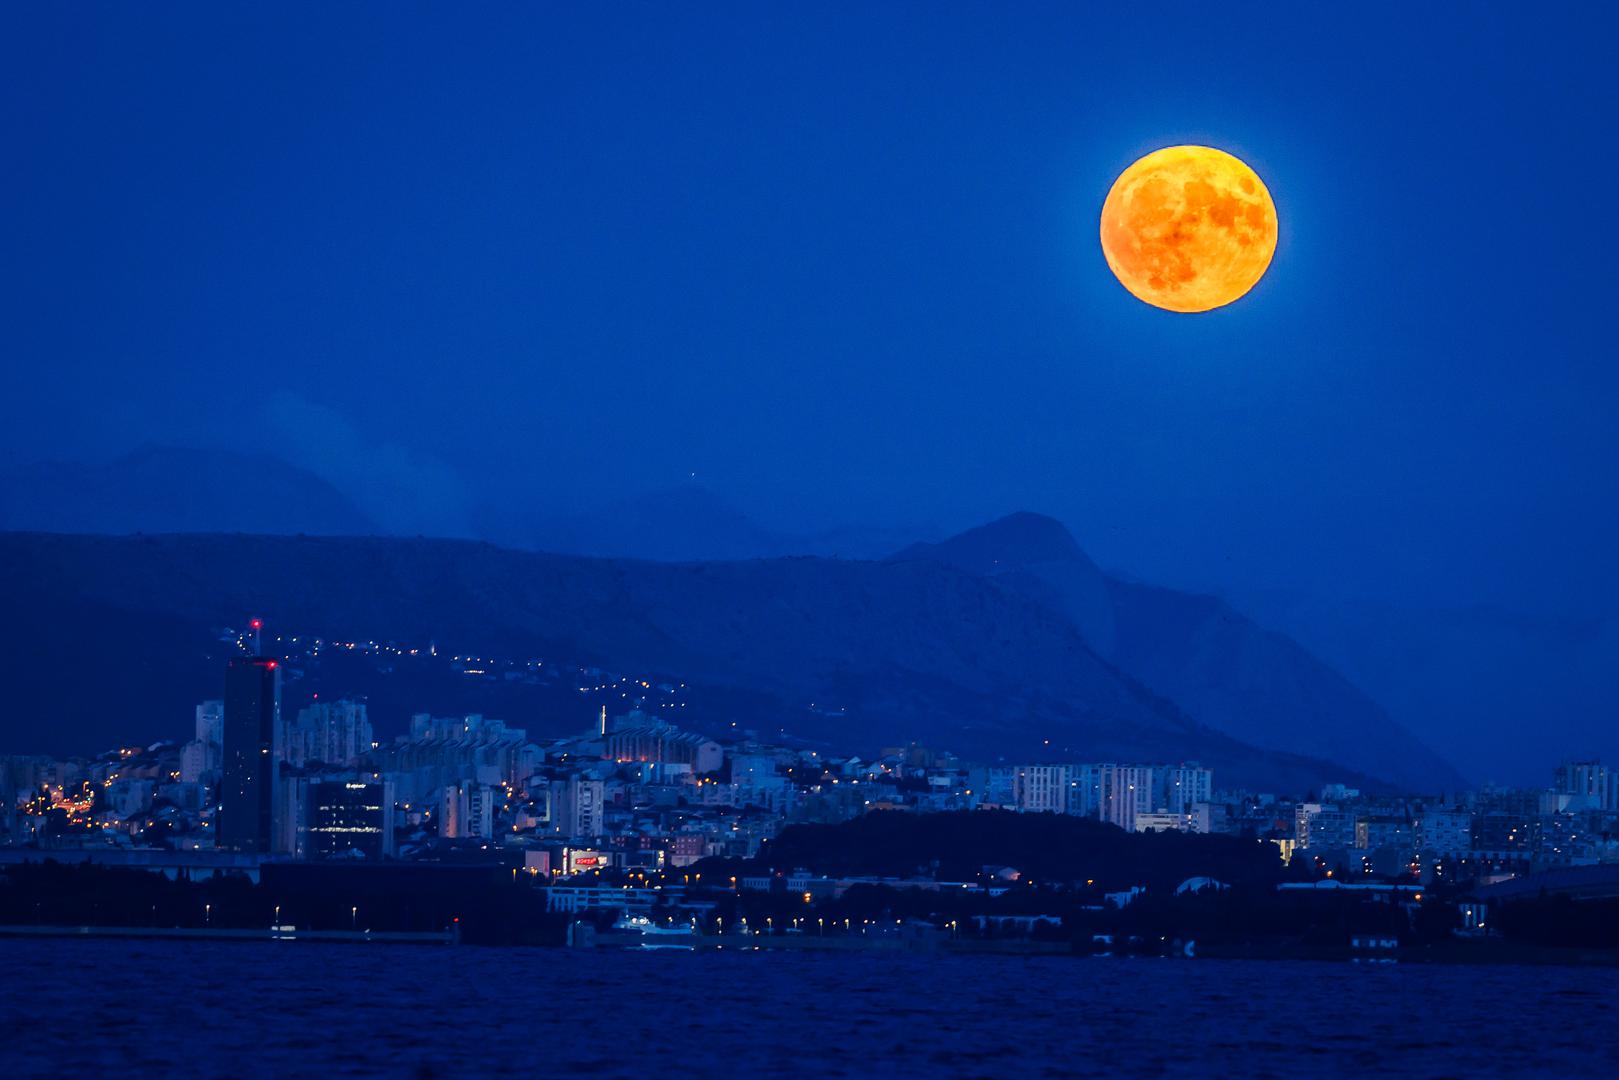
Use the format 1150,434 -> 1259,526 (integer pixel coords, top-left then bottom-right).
0,924 -> 458,945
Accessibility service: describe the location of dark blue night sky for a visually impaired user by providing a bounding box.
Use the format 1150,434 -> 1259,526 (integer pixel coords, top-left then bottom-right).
4,5 -> 1617,774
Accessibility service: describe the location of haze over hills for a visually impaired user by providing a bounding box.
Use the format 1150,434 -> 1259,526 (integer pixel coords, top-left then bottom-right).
1,530 -> 1391,794
2,446 -> 930,562
0,445 -> 375,537
505,484 -> 933,563
1231,589 -> 1619,784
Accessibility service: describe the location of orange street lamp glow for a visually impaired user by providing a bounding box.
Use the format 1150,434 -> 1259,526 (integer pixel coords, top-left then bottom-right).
1100,145 -> 1277,313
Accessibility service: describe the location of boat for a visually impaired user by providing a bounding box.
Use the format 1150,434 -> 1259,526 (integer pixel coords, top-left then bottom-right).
609,914 -> 698,950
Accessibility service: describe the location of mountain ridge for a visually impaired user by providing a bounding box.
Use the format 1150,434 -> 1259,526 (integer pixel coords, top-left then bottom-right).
0,445 -> 375,538
891,512 -> 1463,790
0,529 -> 1389,793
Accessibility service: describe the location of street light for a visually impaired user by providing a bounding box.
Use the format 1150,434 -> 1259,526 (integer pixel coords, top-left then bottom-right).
351,906 -> 358,931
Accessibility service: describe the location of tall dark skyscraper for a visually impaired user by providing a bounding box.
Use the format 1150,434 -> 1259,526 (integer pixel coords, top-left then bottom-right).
218,656 -> 282,852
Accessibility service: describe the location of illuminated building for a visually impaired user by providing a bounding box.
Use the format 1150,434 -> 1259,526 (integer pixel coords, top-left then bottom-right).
562,847 -> 611,875
605,721 -> 722,773
308,778 -> 394,858
218,656 -> 282,852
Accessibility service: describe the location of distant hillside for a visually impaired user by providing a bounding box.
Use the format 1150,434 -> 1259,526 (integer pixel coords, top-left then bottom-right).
513,484 -> 933,562
1232,589 -> 1619,785
0,449 -> 920,561
0,531 -> 1372,793
893,513 -> 1463,790
0,445 -> 374,537
520,485 -> 788,562
893,512 -> 1117,655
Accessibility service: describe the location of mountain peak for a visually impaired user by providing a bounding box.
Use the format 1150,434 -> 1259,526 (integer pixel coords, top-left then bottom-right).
891,511 -> 1093,573
890,511 -> 1115,656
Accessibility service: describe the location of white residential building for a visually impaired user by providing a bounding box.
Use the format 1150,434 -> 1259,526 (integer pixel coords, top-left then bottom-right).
439,782 -> 495,840
285,699 -> 373,767
195,700 -> 224,746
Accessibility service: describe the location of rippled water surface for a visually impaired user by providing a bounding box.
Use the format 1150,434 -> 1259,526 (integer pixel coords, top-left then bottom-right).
3,940 -> 1617,1077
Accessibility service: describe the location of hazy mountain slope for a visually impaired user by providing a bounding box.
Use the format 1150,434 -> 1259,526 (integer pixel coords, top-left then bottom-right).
1232,589 -> 1619,785
1105,578 -> 1464,791
520,485 -> 784,562
510,484 -> 934,562
892,513 -> 1462,791
0,531 -> 1371,792
0,445 -> 374,537
892,512 -> 1117,655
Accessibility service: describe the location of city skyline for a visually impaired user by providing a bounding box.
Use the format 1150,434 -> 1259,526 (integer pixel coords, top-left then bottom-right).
8,627 -> 1615,867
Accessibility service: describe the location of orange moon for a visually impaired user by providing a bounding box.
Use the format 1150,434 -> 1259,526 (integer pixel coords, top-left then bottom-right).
1099,145 -> 1277,313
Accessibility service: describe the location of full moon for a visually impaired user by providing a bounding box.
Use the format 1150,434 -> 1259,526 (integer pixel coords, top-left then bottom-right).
1099,145 -> 1277,313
